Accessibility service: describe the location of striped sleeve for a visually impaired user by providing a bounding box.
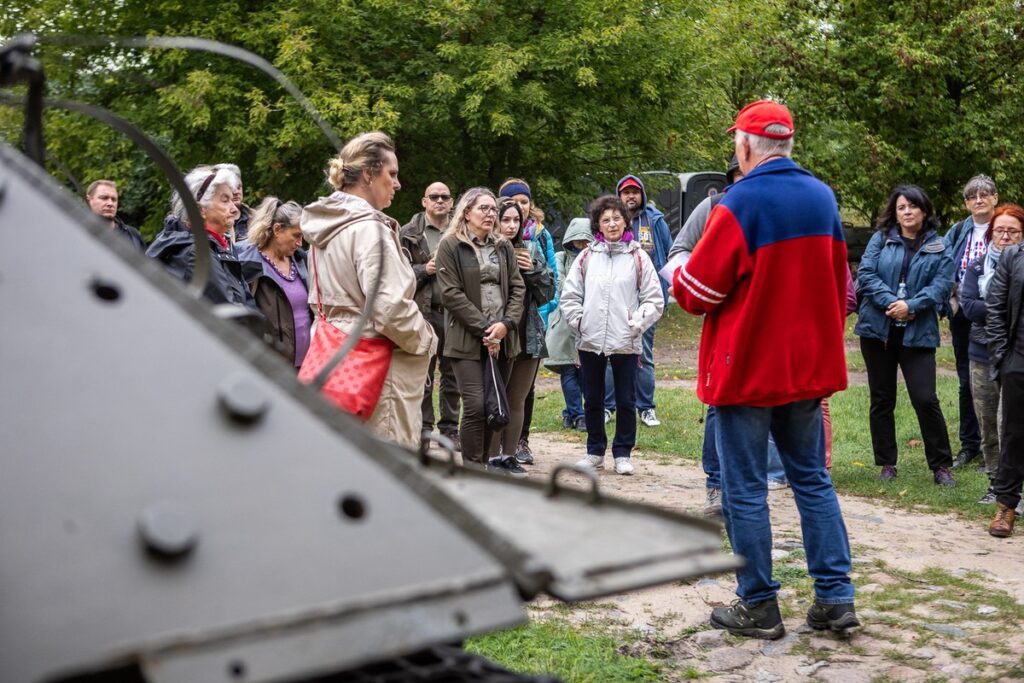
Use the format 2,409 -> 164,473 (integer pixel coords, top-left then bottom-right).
672,204 -> 751,314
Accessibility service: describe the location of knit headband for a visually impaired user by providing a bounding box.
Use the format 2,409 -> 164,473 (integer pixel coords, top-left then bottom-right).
499,182 -> 531,200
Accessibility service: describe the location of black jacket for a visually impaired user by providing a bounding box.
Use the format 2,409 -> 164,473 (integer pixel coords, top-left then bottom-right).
113,216 -> 146,251
986,244 -> 1024,372
146,227 -> 258,310
237,242 -> 311,365
959,257 -> 990,364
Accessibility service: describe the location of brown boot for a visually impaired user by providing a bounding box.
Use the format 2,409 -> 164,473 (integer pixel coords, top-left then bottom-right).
989,502 -> 1016,538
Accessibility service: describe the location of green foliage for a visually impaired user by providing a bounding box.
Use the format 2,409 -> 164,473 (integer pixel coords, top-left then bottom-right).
1,0 -> 714,239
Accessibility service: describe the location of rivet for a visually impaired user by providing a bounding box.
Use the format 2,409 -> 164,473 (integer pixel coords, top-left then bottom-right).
217,373 -> 269,425
138,501 -> 198,560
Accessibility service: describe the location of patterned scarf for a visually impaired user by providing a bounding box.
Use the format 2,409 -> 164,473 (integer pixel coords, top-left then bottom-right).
979,244 -> 1002,298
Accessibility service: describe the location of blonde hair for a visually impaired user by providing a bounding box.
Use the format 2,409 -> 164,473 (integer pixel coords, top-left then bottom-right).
326,131 -> 395,192
498,177 -> 545,224
247,196 -> 303,249
448,187 -> 507,253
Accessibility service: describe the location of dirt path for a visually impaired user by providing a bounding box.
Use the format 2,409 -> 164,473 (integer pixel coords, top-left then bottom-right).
521,433 -> 1024,682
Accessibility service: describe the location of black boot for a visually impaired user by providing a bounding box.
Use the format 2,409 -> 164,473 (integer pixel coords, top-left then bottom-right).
710,599 -> 785,640
807,601 -> 860,632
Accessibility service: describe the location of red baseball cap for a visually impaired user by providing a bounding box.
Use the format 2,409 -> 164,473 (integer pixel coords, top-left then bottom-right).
727,100 -> 794,139
618,177 -> 642,192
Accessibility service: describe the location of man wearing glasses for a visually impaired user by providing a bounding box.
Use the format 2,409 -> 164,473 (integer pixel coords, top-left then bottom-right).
401,182 -> 462,451
945,174 -> 998,469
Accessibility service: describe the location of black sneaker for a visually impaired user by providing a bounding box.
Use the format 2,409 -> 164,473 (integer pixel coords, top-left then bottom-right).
488,456 -> 528,479
515,438 -> 534,465
951,449 -> 979,468
573,416 -> 587,432
562,415 -> 573,429
933,467 -> 956,487
806,602 -> 860,632
709,599 -> 785,640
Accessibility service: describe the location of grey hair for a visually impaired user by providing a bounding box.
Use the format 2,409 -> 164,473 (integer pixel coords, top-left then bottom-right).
962,174 -> 997,199
736,128 -> 794,158
170,166 -> 240,225
246,196 -> 303,250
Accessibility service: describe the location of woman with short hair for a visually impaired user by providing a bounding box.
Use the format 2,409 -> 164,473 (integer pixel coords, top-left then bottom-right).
147,165 -> 256,309
560,195 -> 663,475
237,197 -> 311,368
855,184 -> 955,485
300,131 -> 437,450
435,188 -> 526,472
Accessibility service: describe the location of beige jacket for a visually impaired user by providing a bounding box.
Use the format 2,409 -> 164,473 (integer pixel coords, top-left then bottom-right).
301,192 -> 436,449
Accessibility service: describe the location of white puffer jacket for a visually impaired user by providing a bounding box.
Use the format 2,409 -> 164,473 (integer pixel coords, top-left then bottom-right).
560,239 -> 664,356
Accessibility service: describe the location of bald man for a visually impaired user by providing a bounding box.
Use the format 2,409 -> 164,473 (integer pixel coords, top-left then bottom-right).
400,182 -> 461,450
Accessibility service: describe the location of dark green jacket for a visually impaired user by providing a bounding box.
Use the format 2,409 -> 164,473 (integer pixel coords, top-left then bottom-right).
436,233 -> 526,360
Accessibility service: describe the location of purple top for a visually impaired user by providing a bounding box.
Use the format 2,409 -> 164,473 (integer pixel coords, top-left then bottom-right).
263,254 -> 311,367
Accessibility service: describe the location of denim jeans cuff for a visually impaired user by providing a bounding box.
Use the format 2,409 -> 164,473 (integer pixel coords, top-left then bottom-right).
813,596 -> 856,605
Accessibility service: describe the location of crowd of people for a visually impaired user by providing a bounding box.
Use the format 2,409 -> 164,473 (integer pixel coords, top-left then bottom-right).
82,98 -> 1024,641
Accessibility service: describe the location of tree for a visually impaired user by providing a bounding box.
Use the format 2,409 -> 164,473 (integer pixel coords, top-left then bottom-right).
1,0 -> 724,237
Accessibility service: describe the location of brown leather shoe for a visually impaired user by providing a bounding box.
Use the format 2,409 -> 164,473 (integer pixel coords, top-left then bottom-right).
989,502 -> 1016,538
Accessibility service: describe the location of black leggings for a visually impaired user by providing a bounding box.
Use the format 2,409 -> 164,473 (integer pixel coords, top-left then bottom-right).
993,351 -> 1024,509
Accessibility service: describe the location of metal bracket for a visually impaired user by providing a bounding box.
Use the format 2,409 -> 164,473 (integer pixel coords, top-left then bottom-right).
546,464 -> 602,506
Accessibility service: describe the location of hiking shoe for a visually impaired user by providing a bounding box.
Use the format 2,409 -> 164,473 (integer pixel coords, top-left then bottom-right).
604,409 -> 613,424
703,487 -> 722,518
710,599 -> 785,640
933,467 -> 956,487
977,487 -> 997,505
561,414 -> 573,429
487,456 -> 528,479
639,409 -> 661,427
767,478 -> 789,491
807,602 -> 860,632
576,454 -> 605,470
573,416 -> 587,431
614,457 -> 635,475
440,430 -> 461,452
515,438 -> 534,465
951,449 -> 979,469
879,465 -> 897,481
989,502 -> 1016,538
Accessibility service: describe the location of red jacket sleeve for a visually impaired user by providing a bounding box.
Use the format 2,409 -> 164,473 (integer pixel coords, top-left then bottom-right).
672,204 -> 752,314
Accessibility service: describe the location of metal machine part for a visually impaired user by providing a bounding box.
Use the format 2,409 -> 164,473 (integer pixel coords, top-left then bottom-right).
0,140 -> 738,682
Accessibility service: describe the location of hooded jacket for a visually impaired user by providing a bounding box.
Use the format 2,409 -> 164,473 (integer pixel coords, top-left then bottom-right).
508,220 -> 556,359
560,238 -> 663,356
854,226 -> 954,348
545,218 -> 594,366
673,157 -> 848,407
146,226 -> 258,310
300,192 -> 436,358
237,241 -> 311,366
616,174 -> 673,304
524,219 -> 559,327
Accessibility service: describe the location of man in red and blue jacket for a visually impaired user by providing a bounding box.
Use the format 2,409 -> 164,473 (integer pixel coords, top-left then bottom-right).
673,100 -> 856,641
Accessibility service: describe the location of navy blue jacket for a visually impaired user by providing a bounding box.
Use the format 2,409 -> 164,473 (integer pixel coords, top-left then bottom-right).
959,256 -> 991,363
147,227 -> 258,310
855,226 -> 954,347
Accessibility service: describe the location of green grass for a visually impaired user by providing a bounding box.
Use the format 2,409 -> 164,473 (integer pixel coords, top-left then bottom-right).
465,617 -> 665,682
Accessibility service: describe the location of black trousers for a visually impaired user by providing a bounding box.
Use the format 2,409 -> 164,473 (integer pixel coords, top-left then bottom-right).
860,335 -> 953,469
993,351 -> 1024,509
950,310 -> 981,453
451,351 -> 512,464
422,308 -> 461,434
579,350 -> 638,460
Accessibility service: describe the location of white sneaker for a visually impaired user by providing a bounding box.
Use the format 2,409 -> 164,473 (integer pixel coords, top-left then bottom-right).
576,454 -> 604,470
614,457 -> 635,475
767,478 -> 789,491
703,487 -> 722,517
639,409 -> 661,427
604,409 -> 612,424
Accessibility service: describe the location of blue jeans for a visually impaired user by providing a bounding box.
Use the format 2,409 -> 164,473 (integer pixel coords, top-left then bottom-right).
715,401 -> 854,606
604,323 -> 657,412
555,364 -> 585,421
703,405 -> 786,489
580,351 -> 637,459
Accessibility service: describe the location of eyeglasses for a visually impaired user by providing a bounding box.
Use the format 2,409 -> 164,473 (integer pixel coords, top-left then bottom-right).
475,205 -> 497,215
965,191 -> 994,202
599,217 -> 625,227
993,229 -> 1022,237
427,194 -> 452,202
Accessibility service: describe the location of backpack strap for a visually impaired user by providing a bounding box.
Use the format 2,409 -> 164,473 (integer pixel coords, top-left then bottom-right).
577,245 -> 642,293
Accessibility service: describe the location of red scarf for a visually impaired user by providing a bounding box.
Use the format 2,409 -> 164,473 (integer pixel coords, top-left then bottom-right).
205,225 -> 229,250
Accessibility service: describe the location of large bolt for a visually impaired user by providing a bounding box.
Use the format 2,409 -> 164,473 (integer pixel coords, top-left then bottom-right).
138,501 -> 198,560
217,373 -> 269,425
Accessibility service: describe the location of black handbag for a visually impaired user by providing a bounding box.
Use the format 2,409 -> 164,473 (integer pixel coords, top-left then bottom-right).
483,354 -> 510,430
